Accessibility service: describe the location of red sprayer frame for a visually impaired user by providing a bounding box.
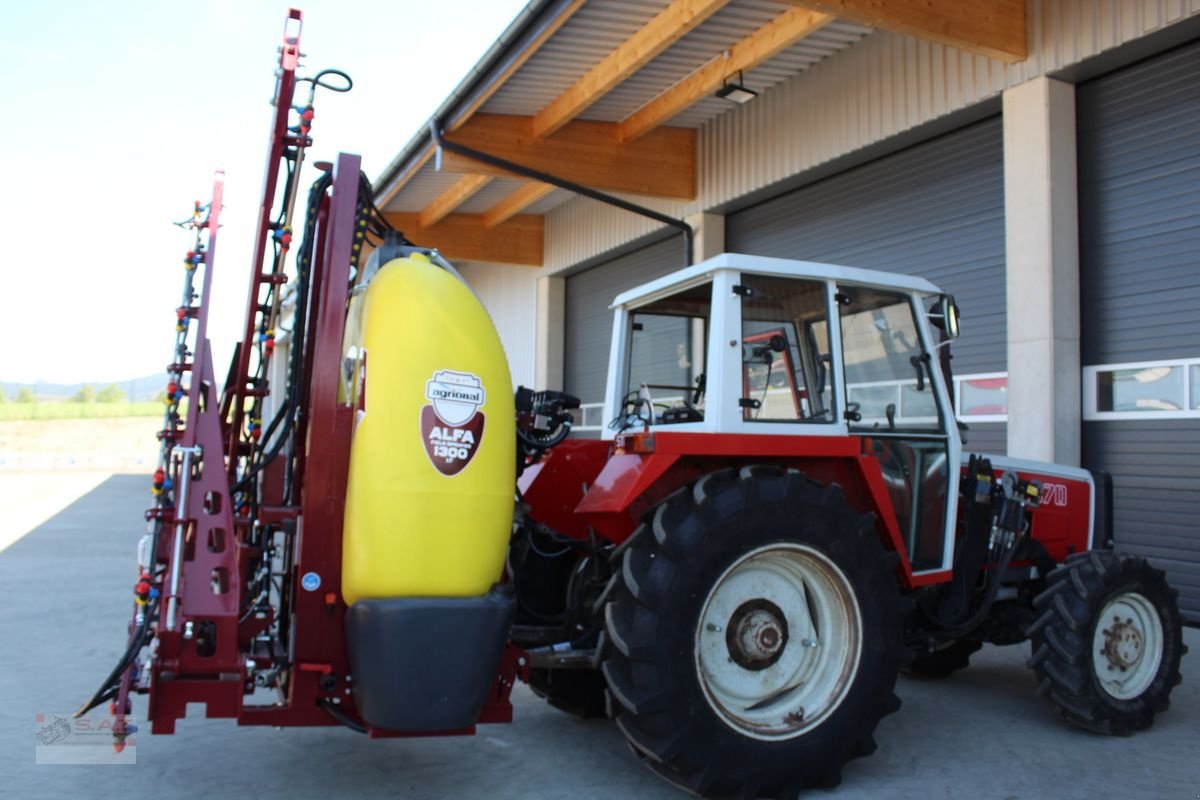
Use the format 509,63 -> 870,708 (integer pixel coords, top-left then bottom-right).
90,9 -> 523,740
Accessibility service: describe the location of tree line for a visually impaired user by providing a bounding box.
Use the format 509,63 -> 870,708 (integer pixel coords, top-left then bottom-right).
0,384 -> 130,403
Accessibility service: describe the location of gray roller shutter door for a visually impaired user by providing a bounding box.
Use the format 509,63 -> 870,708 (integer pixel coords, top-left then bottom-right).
727,119 -> 1007,455
564,234 -> 686,407
1077,41 -> 1200,622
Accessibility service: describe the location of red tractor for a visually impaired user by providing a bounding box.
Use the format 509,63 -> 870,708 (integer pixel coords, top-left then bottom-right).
511,256 -> 1187,795
83,12 -> 1185,799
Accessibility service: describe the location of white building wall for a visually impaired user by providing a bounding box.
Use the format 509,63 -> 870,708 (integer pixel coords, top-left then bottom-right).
542,0 -> 1200,274
456,262 -> 539,391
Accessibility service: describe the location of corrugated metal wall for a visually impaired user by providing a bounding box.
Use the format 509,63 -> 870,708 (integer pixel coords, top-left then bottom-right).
563,235 -> 685,406
726,118 -> 1007,455
457,263 -> 539,391
1077,40 -> 1200,622
1078,41 -> 1200,366
543,1 -> 1200,274
1084,420 -> 1200,621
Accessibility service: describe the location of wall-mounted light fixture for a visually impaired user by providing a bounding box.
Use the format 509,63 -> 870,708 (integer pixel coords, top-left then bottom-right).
715,70 -> 757,104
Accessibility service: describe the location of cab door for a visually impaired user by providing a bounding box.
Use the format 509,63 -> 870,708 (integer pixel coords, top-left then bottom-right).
836,286 -> 960,574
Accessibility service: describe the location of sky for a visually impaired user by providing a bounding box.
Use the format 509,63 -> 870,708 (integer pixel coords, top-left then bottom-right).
0,0 -> 528,384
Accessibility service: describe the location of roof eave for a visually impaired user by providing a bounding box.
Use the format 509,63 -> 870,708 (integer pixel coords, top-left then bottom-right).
372,0 -> 572,201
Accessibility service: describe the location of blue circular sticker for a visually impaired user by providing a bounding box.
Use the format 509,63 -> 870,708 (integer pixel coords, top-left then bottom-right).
301,572 -> 321,592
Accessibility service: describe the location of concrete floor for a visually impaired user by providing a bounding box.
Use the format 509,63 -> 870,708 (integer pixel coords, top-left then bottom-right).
2,473 -> 1196,798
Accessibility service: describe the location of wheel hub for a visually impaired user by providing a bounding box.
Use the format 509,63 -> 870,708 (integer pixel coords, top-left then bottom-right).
727,599 -> 789,670
1090,591 -> 1164,700
694,543 -> 862,740
1100,616 -> 1143,671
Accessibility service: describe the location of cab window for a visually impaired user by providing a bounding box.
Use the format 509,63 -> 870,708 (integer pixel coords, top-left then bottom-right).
625,281 -> 710,424
738,275 -> 833,423
838,287 -> 940,432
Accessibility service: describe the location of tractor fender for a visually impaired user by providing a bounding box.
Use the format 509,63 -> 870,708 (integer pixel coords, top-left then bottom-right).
518,438 -> 611,539
572,433 -> 918,587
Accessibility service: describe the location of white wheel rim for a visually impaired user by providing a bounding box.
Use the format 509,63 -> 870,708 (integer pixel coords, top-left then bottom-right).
1091,592 -> 1163,700
694,543 -> 862,740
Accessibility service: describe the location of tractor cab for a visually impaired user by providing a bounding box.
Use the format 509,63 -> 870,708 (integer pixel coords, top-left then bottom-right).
605,252 -> 963,574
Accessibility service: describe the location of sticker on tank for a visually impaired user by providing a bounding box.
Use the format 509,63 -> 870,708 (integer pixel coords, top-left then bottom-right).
421,370 -> 487,476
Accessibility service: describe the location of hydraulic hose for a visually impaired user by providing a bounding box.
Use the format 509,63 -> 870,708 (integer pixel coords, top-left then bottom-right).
75,597 -> 158,718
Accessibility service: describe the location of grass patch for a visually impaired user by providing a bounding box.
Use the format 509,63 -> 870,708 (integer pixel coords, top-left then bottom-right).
0,402 -> 165,420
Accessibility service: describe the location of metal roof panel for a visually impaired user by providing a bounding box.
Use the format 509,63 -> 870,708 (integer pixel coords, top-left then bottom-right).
382,1 -> 871,221
480,0 -> 672,117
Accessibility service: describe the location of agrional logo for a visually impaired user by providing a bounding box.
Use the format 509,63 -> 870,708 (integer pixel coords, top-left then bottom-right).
421,370 -> 487,476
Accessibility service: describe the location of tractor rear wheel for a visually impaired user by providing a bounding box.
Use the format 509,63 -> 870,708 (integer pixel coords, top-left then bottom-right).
602,466 -> 905,797
1027,551 -> 1185,734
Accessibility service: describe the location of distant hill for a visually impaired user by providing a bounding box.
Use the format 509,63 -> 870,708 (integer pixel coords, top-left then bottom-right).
1,374 -> 166,402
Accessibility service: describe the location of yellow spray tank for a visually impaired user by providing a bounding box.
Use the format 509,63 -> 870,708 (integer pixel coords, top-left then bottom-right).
340,250 -> 515,604
341,246 -> 518,732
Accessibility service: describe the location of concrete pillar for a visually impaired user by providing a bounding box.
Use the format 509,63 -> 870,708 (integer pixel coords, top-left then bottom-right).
1003,76 -> 1081,465
685,212 -> 726,263
534,275 -> 565,390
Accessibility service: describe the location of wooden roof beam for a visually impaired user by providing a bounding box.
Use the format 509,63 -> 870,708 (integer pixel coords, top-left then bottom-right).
483,182 -> 556,228
531,0 -> 731,139
782,0 -> 1027,63
440,113 -> 696,199
419,173 -> 494,228
618,7 -> 834,143
384,211 -> 543,266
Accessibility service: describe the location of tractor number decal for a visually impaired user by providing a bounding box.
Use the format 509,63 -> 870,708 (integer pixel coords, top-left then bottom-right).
1041,482 -> 1068,507
421,369 -> 486,476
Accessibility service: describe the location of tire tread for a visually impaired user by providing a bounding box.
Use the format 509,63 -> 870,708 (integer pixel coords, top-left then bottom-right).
1026,551 -> 1185,736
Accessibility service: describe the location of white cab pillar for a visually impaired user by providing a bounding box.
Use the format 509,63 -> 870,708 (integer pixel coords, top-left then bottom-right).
534,275 -> 565,390
686,212 -> 726,263
1003,76 -> 1081,465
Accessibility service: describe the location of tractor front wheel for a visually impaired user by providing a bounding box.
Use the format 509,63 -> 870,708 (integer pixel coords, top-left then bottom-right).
1027,551 -> 1186,734
602,466 -> 905,797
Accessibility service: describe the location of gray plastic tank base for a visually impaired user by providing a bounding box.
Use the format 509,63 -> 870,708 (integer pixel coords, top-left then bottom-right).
344,587 -> 515,732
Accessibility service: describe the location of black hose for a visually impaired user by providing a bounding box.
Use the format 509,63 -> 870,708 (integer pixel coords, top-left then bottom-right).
428,120 -> 694,266
924,536 -> 1021,639
282,170 -> 335,503
75,598 -> 157,718
319,699 -> 366,733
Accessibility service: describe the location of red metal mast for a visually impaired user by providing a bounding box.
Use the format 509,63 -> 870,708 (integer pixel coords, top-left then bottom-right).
226,8 -> 305,478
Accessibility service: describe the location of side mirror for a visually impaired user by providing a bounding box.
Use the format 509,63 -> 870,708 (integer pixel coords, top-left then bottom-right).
933,295 -> 960,339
